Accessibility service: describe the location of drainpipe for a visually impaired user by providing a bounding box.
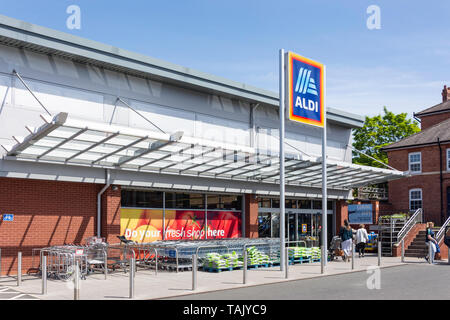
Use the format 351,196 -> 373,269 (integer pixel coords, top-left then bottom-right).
413,112 -> 421,125
97,169 -> 111,238
438,138 -> 444,225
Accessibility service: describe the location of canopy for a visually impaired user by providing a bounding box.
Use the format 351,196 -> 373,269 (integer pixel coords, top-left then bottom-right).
1,113 -> 405,190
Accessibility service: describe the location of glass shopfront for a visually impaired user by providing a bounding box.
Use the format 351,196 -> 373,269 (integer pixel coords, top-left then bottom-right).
121,189 -> 242,242
257,197 -> 334,246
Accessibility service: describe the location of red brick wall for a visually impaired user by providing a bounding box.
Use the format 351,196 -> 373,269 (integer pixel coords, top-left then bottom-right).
101,186 -> 121,244
420,113 -> 450,130
245,194 -> 259,238
0,177 -> 102,275
335,200 -> 348,230
387,145 -> 450,225
392,223 -> 426,257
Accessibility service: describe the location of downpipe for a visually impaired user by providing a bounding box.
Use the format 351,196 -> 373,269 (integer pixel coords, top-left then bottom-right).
97,169 -> 111,238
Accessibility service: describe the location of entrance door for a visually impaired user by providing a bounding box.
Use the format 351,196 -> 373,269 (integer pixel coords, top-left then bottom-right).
287,213 -> 296,242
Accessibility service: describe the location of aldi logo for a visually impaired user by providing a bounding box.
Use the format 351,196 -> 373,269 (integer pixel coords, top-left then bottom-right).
287,52 -> 325,127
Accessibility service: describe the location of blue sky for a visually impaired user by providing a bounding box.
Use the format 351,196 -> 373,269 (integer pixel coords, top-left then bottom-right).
1,0 -> 450,118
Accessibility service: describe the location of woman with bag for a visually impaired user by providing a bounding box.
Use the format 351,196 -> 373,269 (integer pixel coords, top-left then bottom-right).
339,219 -> 354,262
425,222 -> 439,264
356,224 -> 369,258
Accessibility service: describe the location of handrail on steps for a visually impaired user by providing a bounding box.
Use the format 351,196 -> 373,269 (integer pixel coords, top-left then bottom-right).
436,215 -> 450,243
394,208 -> 423,246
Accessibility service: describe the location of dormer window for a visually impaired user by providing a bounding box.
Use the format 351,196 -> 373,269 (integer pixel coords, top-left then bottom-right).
408,152 -> 421,173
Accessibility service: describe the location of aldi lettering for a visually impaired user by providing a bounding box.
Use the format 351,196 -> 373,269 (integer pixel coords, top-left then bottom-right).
286,52 -> 325,127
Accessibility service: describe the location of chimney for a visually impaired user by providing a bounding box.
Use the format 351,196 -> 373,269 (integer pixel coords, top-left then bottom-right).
442,85 -> 450,102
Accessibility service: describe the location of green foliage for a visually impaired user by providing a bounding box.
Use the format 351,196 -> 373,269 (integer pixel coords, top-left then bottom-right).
352,107 -> 420,168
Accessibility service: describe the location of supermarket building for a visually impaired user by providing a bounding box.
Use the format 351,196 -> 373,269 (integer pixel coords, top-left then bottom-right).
0,15 -> 403,275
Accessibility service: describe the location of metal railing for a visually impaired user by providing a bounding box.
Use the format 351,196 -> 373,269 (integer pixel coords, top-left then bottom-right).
395,208 -> 423,245
436,215 -> 450,243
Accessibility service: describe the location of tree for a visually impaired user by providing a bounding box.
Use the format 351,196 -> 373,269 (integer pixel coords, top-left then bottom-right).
352,107 -> 420,168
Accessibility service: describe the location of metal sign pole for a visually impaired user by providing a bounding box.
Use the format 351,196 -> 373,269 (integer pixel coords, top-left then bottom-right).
279,48 -> 286,272
321,66 -> 327,267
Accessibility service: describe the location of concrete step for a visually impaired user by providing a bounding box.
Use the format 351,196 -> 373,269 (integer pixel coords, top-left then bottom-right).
405,248 -> 427,254
405,253 -> 426,258
408,245 -> 427,250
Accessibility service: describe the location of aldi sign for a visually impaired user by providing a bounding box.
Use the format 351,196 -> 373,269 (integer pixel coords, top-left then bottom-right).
286,52 -> 325,127
2,214 -> 14,222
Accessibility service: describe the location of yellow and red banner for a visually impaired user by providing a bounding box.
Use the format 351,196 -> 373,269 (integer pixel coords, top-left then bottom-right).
120,208 -> 242,243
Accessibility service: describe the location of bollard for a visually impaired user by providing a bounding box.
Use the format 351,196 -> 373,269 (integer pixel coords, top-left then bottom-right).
321,245 -> 325,274
192,254 -> 197,291
428,242 -> 432,265
0,248 -> 2,278
74,261 -> 80,300
104,252 -> 108,280
401,239 -> 405,263
17,252 -> 22,286
351,241 -> 355,270
378,240 -> 381,267
243,249 -> 248,284
42,256 -> 47,295
129,258 -> 135,299
448,247 -> 450,265
155,251 -> 158,276
284,248 -> 289,279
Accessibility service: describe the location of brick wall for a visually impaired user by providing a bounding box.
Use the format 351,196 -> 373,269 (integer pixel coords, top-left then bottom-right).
387,145 -> 450,225
101,185 -> 121,244
335,200 -> 348,230
245,194 -> 259,238
420,113 -> 450,130
391,223 -> 426,257
0,177 -> 103,275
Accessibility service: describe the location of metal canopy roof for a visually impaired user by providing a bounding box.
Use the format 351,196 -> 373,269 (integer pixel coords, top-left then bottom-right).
1,113 -> 404,190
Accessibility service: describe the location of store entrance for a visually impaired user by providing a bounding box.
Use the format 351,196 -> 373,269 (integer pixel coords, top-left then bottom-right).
286,213 -> 333,247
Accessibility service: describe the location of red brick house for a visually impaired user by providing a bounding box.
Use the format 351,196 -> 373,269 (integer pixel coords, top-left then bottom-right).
382,86 -> 450,225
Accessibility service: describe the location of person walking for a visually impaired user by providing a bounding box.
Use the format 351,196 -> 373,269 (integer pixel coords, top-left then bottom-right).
339,219 -> 354,262
356,224 -> 369,258
425,222 -> 439,264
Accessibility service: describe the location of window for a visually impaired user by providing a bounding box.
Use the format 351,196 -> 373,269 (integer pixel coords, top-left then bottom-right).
298,200 -> 312,209
165,192 -> 205,209
409,189 -> 422,211
121,190 -> 164,208
408,152 -> 421,173
258,198 -> 271,208
258,213 -> 271,238
206,194 -> 242,210
312,200 -> 322,210
285,199 -> 297,208
447,149 -> 450,171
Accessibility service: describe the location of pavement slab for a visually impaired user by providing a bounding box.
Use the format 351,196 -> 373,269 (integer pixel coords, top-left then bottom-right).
0,255 -> 441,300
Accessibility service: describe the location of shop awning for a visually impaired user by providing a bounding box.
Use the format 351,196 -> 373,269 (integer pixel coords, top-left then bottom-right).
1,112 -> 405,190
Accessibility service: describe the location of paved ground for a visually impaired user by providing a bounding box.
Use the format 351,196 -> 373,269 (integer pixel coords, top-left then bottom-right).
0,286 -> 39,300
166,261 -> 450,300
0,255 -> 445,300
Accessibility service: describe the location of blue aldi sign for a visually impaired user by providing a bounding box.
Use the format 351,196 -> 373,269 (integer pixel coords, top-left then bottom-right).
286,52 -> 325,127
2,214 -> 14,222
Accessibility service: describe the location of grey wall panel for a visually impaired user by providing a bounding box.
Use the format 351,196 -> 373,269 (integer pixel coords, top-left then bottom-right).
0,43 -> 352,164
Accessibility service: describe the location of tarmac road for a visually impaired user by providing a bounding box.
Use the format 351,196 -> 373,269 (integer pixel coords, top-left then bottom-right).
165,261 -> 450,300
